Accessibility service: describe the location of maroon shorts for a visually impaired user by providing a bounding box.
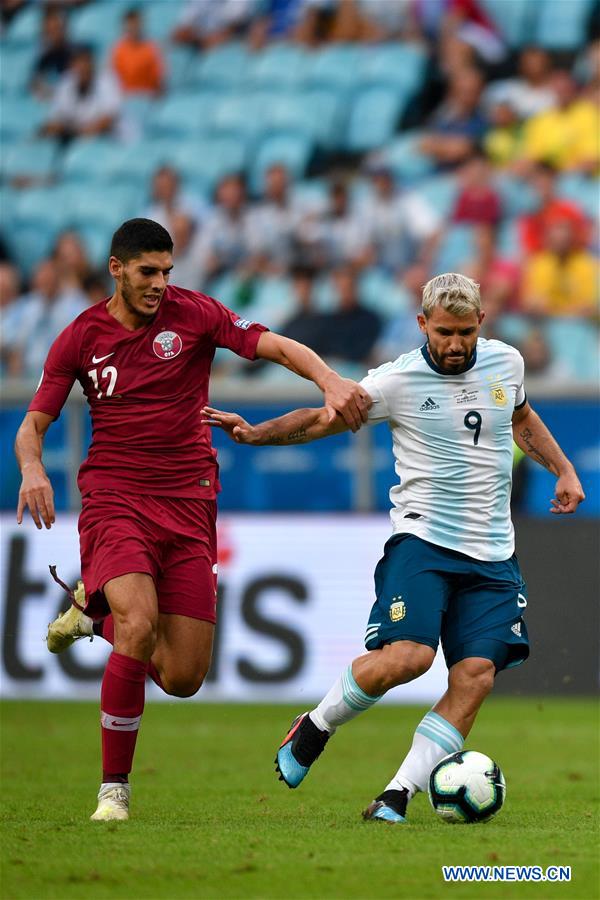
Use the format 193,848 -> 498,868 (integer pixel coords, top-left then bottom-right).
78,491 -> 218,622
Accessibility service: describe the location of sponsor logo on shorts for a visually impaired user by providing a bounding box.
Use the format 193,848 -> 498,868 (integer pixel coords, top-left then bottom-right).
234,318 -> 253,330
511,622 -> 522,636
153,330 -> 182,359
390,598 -> 406,621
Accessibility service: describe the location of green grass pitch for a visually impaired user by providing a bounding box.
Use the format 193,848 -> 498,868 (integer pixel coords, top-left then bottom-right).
1,698 -> 598,899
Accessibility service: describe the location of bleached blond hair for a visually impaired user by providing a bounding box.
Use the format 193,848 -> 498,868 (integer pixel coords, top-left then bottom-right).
422,273 -> 481,318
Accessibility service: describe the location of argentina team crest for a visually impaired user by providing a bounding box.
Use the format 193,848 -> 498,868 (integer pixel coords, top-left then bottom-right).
390,598 -> 406,622
153,330 -> 182,359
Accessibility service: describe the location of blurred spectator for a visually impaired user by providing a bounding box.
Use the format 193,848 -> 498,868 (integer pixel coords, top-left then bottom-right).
171,0 -> 259,49
52,231 -> 95,292
41,45 -> 121,142
452,152 -> 502,225
420,67 -> 488,169
30,5 -> 75,100
0,261 -> 21,375
522,219 -> 599,317
374,262 -> 428,362
1,0 -> 26,28
247,163 -> 304,273
316,266 -> 382,364
463,225 -> 520,324
278,265 -> 325,347
518,327 -> 554,376
5,258 -> 86,377
484,99 -> 523,168
297,180 -> 365,270
416,0 -> 504,63
360,165 -> 441,272
144,165 -> 205,232
518,164 -> 590,255
518,70 -> 600,174
111,7 -> 164,96
195,174 -> 253,283
82,272 -> 110,306
168,212 -> 205,291
484,47 -> 555,120
327,0 -> 415,43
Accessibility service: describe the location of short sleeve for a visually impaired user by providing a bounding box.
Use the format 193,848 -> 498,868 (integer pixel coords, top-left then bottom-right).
360,366 -> 392,425
207,297 -> 269,360
28,325 -> 78,419
514,350 -> 526,409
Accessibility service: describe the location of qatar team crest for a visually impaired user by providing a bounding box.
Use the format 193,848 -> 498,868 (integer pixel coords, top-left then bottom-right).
153,330 -> 182,359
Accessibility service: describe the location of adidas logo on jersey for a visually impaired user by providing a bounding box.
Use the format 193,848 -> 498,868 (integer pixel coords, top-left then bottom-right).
419,397 -> 440,411
511,622 -> 522,636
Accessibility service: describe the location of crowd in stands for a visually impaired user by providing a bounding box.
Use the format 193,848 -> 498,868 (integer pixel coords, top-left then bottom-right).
1,0 -> 599,383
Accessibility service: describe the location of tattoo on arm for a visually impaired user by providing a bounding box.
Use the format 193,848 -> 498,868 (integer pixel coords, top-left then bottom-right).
518,426 -> 554,473
264,425 -> 308,445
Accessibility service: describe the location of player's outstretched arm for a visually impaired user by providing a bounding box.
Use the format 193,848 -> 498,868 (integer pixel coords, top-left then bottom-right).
254,331 -> 371,432
202,406 -> 349,445
15,411 -> 56,529
512,402 -> 585,514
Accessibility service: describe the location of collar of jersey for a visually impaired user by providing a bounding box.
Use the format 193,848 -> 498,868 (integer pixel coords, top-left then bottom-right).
420,343 -> 477,376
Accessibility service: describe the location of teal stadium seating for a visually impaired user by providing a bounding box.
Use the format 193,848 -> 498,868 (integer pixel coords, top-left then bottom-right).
346,86 -> 408,152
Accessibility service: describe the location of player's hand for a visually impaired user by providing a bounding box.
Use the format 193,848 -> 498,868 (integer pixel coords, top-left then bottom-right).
202,407 -> 257,444
322,373 -> 372,433
17,463 -> 55,529
550,470 -> 585,514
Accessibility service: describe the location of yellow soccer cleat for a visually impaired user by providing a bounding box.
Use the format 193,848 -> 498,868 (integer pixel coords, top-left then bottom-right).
46,581 -> 93,653
90,784 -> 130,822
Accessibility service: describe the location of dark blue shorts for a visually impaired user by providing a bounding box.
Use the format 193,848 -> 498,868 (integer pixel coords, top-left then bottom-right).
365,534 -> 529,672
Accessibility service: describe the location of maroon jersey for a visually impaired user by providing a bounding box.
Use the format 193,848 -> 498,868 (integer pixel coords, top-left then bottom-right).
29,285 -> 268,498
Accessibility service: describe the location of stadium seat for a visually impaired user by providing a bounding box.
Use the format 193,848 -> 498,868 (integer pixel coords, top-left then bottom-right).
304,45 -> 363,93
379,131 -> 434,181
479,0 -> 537,46
193,42 -> 249,89
149,92 -> 216,138
11,185 -> 72,235
544,318 -> 600,381
246,45 -> 309,90
300,89 -> 345,148
4,223 -> 57,276
359,269 -> 411,320
250,132 -> 313,194
1,3 -> 42,46
495,314 -> 531,347
209,92 -> 260,140
1,139 -> 59,184
534,0 -> 594,49
496,219 -> 520,258
171,137 -> 246,193
70,1 -> 122,54
359,43 -> 427,95
76,222 -> 116,268
144,0 -> 186,41
67,184 -> 142,232
433,225 -> 476,272
164,46 -> 197,91
416,173 -> 459,220
345,86 -> 406,153
557,174 -> 600,220
495,174 -> 538,217
244,277 -> 296,330
0,95 -> 47,142
0,44 -> 37,95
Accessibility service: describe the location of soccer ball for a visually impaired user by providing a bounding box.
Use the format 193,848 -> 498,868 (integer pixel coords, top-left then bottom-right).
428,750 -> 506,823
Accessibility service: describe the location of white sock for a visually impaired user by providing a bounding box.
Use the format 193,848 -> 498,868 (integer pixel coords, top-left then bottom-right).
310,665 -> 382,733
385,710 -> 464,799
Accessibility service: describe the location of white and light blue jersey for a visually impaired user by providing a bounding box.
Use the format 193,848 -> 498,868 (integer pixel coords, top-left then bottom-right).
360,339 -> 526,562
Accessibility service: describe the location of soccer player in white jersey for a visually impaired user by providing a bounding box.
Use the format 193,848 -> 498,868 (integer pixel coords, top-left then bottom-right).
203,272 -> 585,823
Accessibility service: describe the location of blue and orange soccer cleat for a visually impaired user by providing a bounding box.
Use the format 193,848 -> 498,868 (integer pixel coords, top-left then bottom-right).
275,712 -> 331,788
362,789 -> 408,824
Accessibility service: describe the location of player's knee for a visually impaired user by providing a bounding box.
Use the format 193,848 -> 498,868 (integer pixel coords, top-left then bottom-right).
451,658 -> 495,700
381,642 -> 435,690
162,672 -> 205,698
113,612 -> 157,658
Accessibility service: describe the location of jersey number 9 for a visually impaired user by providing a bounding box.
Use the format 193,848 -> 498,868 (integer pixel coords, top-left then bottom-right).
464,410 -> 482,445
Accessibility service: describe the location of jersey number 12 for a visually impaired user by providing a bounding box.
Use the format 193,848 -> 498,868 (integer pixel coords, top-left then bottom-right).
87,366 -> 118,399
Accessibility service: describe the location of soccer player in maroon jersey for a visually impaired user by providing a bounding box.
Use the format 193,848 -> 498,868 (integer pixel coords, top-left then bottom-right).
14,218 -> 370,821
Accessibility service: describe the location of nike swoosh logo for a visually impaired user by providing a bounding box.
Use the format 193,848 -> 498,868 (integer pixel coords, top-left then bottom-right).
92,352 -> 115,364
111,720 -> 137,728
